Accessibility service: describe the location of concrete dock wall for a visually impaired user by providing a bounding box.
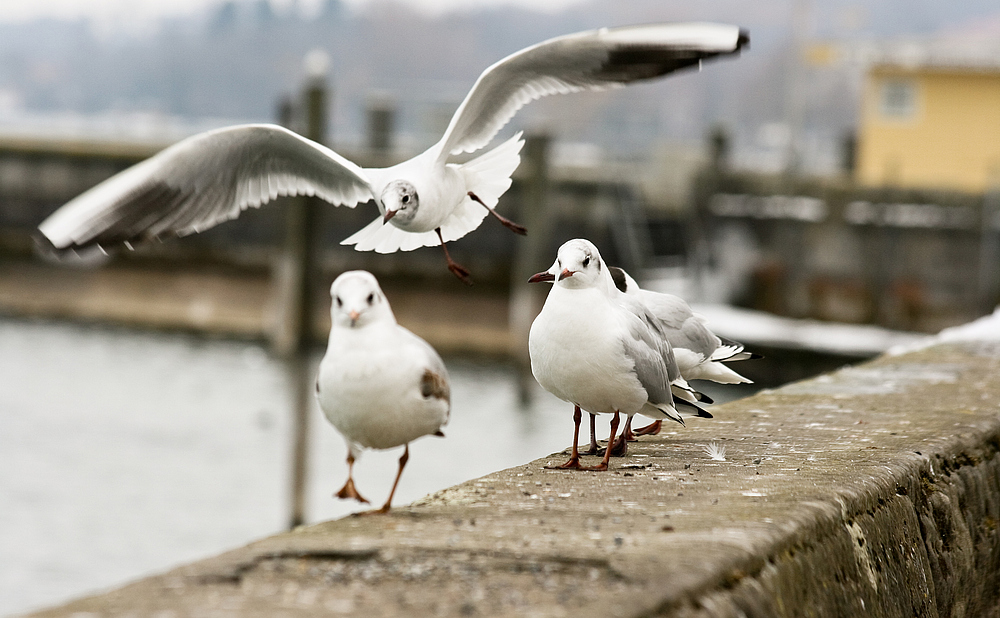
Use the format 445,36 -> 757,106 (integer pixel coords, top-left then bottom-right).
23,323 -> 1000,617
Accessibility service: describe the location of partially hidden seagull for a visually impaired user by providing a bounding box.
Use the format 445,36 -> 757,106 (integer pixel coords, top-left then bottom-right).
36,23 -> 747,284
316,270 -> 450,513
528,239 -> 684,470
607,266 -> 758,439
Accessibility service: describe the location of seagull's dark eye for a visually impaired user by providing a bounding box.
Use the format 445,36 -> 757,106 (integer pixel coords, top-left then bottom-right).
401,195 -> 410,204
366,293 -> 374,305
335,296 -> 343,308
583,256 -> 591,267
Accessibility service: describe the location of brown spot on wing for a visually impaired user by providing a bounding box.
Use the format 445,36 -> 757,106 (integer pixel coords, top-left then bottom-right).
420,368 -> 450,401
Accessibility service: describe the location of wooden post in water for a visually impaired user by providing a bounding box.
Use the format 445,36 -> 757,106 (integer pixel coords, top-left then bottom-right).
273,51 -> 329,530
509,133 -> 551,405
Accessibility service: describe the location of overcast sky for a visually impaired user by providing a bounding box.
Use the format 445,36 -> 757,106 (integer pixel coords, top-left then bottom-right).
0,0 -> 584,25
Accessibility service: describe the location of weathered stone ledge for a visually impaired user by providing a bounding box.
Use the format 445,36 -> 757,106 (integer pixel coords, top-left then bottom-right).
24,337 -> 1000,617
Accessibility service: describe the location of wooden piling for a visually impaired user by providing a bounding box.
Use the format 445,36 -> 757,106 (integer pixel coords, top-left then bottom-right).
508,133 -> 551,404
273,63 -> 328,530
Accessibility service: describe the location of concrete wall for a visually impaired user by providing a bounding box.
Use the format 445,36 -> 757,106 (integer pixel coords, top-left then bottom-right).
23,320 -> 1000,617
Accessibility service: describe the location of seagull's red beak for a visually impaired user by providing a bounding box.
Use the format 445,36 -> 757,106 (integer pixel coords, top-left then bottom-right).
558,268 -> 575,281
527,271 -> 555,283
382,209 -> 397,224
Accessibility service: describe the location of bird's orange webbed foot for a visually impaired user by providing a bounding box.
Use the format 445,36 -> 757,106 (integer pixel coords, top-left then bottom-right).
335,478 -> 369,504
633,420 -> 662,436
545,455 -> 584,470
447,260 -> 474,285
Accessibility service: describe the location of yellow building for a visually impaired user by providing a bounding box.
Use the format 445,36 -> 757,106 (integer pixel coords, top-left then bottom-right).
856,62 -> 1000,193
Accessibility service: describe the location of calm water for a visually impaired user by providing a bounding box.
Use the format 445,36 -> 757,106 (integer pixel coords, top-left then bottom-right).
0,319 -> 580,617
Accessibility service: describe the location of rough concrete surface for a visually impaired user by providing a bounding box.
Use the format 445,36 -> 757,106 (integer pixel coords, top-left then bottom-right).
23,341 -> 1000,617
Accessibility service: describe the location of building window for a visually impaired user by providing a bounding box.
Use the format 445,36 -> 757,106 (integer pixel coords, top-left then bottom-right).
880,79 -> 917,119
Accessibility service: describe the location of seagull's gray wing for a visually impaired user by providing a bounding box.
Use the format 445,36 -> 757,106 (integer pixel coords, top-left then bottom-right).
435,22 -> 747,161
639,289 -> 720,359
38,124 -> 374,255
618,297 -> 678,407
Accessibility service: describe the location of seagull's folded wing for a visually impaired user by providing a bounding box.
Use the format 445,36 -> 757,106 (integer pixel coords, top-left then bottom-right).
435,22 -> 747,161
38,124 -> 374,255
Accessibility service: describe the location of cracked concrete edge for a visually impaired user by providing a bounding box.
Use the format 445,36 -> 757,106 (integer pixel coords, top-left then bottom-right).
656,349 -> 1000,617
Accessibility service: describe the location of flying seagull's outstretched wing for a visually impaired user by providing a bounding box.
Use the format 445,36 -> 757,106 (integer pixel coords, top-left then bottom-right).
38,124 -> 373,255
435,22 -> 747,162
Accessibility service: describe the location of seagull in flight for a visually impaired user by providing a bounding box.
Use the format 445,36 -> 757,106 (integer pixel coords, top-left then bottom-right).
37,23 -> 747,283
316,270 -> 450,514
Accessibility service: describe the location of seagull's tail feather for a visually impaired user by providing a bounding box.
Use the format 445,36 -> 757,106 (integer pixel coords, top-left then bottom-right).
713,337 -> 762,362
677,398 -> 713,419
670,380 -> 713,404
459,131 -> 523,207
340,218 -> 442,253
638,401 -> 684,426
685,360 -> 753,384
438,132 -> 524,242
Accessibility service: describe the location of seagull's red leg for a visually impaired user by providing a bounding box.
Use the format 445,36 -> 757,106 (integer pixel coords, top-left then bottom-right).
584,412 -> 600,455
633,420 -> 663,436
436,228 -> 473,285
583,411 -> 619,471
369,444 -> 410,514
335,451 -> 369,504
609,416 -> 633,457
545,405 -> 583,470
468,191 -> 527,235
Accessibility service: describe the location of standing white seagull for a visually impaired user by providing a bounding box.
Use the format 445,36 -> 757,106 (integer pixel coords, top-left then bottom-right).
528,239 -> 683,470
36,23 -> 747,284
316,270 -> 450,513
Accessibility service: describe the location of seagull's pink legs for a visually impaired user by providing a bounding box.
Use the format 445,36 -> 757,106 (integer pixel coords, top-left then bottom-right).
633,420 -> 663,436
546,405 -> 584,470
609,416 -> 637,457
585,412 -> 600,455
436,228 -> 473,285
374,444 -> 409,514
335,451 -> 369,504
468,191 -> 527,235
582,411 -> 620,471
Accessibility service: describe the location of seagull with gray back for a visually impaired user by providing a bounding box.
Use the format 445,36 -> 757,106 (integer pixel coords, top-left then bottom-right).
605,266 -> 759,441
528,239 -> 684,470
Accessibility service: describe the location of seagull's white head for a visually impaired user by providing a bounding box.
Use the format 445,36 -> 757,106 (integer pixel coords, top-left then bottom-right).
379,180 -> 419,227
528,238 -> 607,290
329,270 -> 395,329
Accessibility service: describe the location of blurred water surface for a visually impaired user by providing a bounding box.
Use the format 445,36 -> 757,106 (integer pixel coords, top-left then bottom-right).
0,318 -> 578,616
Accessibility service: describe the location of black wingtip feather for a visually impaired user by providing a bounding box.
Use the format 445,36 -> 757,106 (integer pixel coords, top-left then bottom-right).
32,232 -> 113,266
737,29 -> 750,52
676,398 -> 712,418
609,266 -> 628,293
